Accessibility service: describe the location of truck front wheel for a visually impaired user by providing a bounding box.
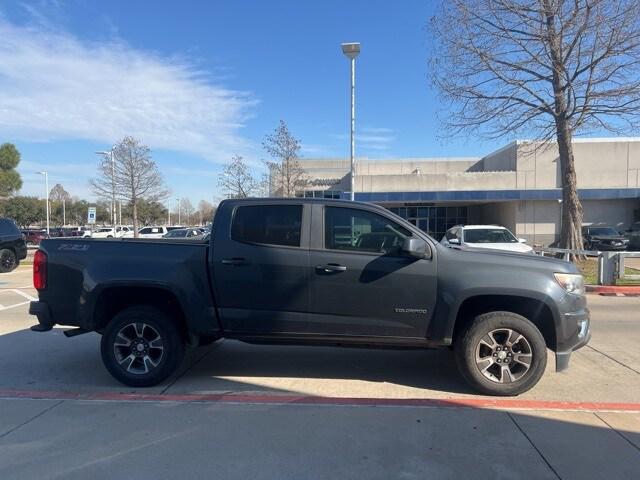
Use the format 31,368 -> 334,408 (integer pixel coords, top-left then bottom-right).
101,306 -> 185,387
455,311 -> 547,396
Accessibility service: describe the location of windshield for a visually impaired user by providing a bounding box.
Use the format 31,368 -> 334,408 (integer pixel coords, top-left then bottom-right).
464,228 -> 517,243
588,227 -> 619,236
165,230 -> 186,238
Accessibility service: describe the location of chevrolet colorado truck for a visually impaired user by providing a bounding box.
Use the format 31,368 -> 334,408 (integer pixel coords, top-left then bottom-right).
29,198 -> 591,396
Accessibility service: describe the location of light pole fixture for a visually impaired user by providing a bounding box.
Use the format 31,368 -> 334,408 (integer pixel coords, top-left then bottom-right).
38,171 -> 50,235
341,42 -> 360,201
95,148 -> 116,228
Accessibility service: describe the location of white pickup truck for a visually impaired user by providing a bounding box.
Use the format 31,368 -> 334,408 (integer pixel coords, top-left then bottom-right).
122,226 -> 184,239
90,226 -> 132,238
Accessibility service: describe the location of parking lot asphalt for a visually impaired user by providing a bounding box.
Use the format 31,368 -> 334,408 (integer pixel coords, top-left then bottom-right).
1,265 -> 639,479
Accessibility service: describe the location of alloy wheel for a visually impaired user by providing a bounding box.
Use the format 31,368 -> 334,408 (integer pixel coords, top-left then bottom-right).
113,322 -> 164,375
1,251 -> 16,271
474,328 -> 533,384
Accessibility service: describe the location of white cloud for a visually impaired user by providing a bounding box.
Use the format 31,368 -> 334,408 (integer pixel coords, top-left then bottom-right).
332,126 -> 397,152
18,159 -> 95,199
0,17 -> 256,162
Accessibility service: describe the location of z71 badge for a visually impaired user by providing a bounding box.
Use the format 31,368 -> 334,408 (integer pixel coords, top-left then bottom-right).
58,244 -> 90,252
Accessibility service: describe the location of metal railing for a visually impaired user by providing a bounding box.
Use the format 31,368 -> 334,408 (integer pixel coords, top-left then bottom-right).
533,247 -> 606,285
533,246 -> 601,261
617,252 -> 640,282
533,247 -> 640,285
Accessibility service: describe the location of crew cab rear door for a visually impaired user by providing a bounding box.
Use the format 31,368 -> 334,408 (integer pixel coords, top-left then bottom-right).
307,204 -> 437,338
210,201 -> 311,334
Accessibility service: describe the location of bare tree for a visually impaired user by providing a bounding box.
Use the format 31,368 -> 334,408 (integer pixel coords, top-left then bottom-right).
180,198 -> 194,225
49,184 -> 71,226
218,155 -> 260,198
262,120 -> 307,197
429,0 -> 640,253
197,200 -> 216,225
49,184 -> 70,203
90,136 -> 169,237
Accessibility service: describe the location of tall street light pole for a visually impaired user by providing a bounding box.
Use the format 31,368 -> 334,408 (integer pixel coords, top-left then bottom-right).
176,198 -> 181,225
95,148 -> 116,228
38,171 -> 50,235
341,42 -> 360,201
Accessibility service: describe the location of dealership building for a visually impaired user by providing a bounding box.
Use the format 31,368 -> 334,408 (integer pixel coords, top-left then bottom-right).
294,138 -> 640,245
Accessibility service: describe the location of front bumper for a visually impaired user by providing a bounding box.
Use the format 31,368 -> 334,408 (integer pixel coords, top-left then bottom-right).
555,308 -> 591,372
592,242 -> 628,251
29,301 -> 54,332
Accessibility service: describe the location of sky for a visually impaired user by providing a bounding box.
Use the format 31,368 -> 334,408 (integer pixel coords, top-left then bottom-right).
1,0 -> 514,206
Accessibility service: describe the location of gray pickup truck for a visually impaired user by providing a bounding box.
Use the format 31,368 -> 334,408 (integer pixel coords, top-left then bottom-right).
29,198 -> 590,396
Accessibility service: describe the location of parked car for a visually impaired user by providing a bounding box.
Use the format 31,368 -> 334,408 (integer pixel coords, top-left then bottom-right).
441,225 -> 533,254
123,226 -> 184,239
163,228 -> 203,239
582,226 -> 629,251
624,222 -> 640,250
46,228 -> 65,238
60,226 -> 91,238
0,218 -> 28,272
91,226 -> 132,239
30,198 -> 591,396
21,229 -> 49,246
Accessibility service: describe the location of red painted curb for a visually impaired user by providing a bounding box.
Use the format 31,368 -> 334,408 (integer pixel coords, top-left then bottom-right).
1,389 -> 639,412
586,285 -> 640,295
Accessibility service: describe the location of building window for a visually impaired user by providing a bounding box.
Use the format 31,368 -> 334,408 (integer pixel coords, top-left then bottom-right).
385,204 -> 467,240
296,190 -> 342,199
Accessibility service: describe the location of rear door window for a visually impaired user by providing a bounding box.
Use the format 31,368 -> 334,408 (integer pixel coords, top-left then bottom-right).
231,205 -> 302,247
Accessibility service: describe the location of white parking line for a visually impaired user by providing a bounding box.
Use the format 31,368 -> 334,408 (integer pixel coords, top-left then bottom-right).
0,289 -> 37,311
12,289 -> 37,301
0,268 -> 31,276
0,301 -> 30,312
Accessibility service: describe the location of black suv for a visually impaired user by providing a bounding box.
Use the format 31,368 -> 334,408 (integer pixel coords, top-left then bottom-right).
582,225 -> 629,251
0,218 -> 28,272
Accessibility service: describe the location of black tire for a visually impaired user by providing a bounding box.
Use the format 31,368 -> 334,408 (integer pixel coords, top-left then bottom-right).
101,306 -> 185,387
455,311 -> 547,396
0,249 -> 18,273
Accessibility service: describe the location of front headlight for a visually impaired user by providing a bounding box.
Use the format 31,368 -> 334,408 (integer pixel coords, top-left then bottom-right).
554,273 -> 585,296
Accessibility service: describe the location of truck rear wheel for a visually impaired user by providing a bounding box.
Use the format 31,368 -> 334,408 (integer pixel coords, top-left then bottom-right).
455,311 -> 547,396
101,306 -> 185,387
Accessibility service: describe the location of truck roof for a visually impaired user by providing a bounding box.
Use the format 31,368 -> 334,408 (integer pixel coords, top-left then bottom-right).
219,197 -> 392,213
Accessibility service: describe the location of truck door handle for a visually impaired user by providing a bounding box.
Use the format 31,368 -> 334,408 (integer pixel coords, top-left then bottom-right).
316,264 -> 347,273
221,257 -> 248,266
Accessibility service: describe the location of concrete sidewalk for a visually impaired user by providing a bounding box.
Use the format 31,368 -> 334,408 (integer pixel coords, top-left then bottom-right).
0,397 -> 639,480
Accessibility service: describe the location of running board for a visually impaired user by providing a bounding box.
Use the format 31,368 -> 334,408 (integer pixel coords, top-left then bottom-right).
30,324 -> 52,332
63,328 -> 91,338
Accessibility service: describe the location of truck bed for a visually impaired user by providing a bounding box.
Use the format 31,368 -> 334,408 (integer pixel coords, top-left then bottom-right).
36,237 -> 218,336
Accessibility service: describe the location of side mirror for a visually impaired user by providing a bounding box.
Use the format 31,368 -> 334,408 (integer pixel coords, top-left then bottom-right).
449,238 -> 460,245
518,238 -> 527,243
402,237 -> 430,258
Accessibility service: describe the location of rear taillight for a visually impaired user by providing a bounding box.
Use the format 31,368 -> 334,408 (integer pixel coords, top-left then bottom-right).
33,250 -> 47,290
